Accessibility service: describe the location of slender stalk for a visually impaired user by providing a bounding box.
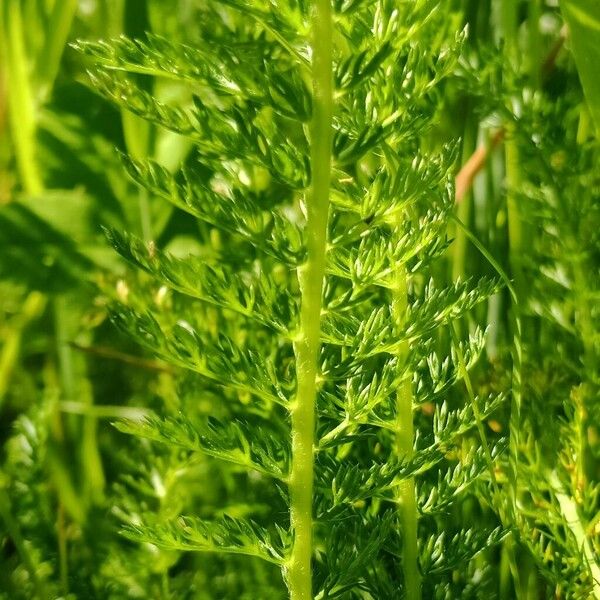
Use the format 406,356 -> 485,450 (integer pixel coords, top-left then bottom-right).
505,131 -> 524,294
500,0 -> 524,539
527,0 -> 542,90
54,297 -> 105,504
287,1 -> 333,598
2,0 -> 42,194
501,0 -> 525,299
392,259 -> 420,600
450,323 -> 497,489
0,291 -> 46,407
451,0 -> 480,284
573,105 -> 598,492
499,540 -> 514,600
36,0 -> 78,99
452,108 -> 477,282
57,503 -> 69,594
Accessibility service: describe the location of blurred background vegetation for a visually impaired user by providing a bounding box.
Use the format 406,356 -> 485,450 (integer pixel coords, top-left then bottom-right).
0,0 -> 598,598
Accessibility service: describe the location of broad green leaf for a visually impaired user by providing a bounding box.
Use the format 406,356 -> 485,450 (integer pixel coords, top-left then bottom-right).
561,0 -> 600,133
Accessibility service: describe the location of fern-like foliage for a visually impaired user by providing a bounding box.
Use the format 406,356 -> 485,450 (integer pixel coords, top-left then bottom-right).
511,87 -> 600,597
78,1 -> 507,597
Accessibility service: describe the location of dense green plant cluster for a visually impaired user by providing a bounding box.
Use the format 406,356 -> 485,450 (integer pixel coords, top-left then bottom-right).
75,2 -> 510,597
0,0 -> 599,599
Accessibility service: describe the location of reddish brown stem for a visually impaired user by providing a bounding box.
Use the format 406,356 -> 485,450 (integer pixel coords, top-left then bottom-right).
455,27 -> 567,203
456,129 -> 504,203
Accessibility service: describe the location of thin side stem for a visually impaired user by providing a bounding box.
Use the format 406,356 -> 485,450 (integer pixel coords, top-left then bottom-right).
450,323 -> 498,490
505,130 -> 524,295
392,260 -> 420,600
287,1 -> 333,599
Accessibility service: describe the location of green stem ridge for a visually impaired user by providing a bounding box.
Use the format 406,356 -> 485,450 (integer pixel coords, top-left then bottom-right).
287,1 -> 333,598
392,260 -> 420,600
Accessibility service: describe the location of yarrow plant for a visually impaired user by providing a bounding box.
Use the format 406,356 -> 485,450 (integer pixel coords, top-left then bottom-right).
75,2 -> 511,597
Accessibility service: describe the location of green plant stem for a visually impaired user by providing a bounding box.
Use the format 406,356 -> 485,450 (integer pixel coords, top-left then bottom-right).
499,540 -> 512,600
528,0 -> 542,89
451,216 -> 523,584
57,503 -> 69,594
0,291 -> 46,408
564,105 -> 598,493
122,110 -> 153,240
54,297 -> 105,505
499,0 -> 525,544
36,0 -> 78,99
452,120 -> 476,283
500,0 -> 525,299
2,0 -> 42,194
392,260 -> 420,600
287,1 -> 333,598
573,103 -> 597,373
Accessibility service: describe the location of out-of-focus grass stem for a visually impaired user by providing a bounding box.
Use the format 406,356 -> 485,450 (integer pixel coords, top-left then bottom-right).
0,291 -> 46,408
1,0 -> 43,194
36,0 -> 78,100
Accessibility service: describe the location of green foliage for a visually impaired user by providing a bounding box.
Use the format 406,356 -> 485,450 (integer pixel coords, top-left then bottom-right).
0,1 -> 598,599
76,1 -> 510,597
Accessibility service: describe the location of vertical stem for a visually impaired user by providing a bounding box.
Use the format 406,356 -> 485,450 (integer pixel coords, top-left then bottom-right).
0,291 -> 46,408
501,0 -> 524,537
36,0 -> 78,99
527,0 -> 542,89
287,1 -> 333,599
119,0 -> 154,241
501,0 -> 525,298
57,503 -> 69,595
392,260 -> 420,600
452,0 -> 480,285
569,105 -> 597,493
2,0 -> 43,194
452,113 -> 477,282
505,132 -> 523,295
122,107 -> 153,241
